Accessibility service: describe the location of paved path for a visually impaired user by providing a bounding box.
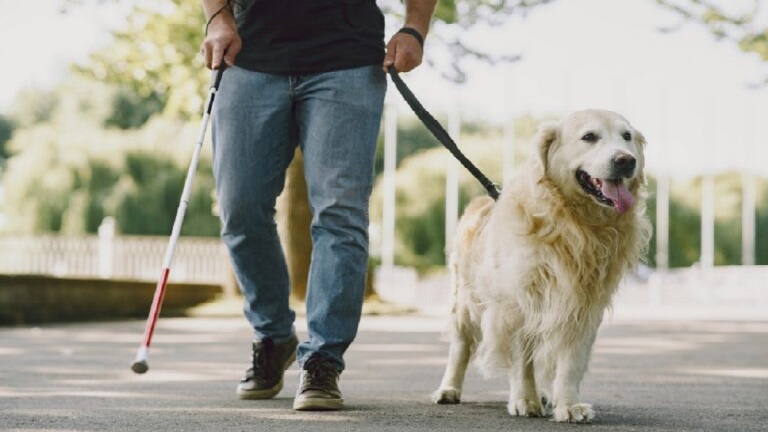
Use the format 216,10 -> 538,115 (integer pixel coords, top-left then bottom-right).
1,312 -> 767,431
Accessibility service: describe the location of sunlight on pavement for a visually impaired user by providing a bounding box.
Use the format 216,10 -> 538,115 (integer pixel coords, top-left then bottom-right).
0,347 -> 25,355
367,357 -> 447,366
257,412 -> 359,422
351,343 -> 443,353
1,390 -> 141,398
158,318 -> 251,333
683,369 -> 768,379
106,406 -> 360,422
121,370 -> 237,382
595,337 -> 700,355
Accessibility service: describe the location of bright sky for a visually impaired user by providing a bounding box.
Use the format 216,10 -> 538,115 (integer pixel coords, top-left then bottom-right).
0,1 -> 122,106
1,0 -> 766,177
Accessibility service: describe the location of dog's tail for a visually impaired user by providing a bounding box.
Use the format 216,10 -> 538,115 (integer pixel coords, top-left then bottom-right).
446,196 -> 496,355
453,196 -> 495,252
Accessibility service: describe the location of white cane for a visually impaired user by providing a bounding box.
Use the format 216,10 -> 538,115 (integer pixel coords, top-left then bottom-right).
131,64 -> 226,374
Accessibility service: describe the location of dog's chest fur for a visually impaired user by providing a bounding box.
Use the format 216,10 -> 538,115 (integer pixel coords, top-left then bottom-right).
462,177 -> 646,330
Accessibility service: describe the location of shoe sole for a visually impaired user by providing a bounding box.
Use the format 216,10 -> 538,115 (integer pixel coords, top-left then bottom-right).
293,396 -> 344,411
236,351 -> 297,400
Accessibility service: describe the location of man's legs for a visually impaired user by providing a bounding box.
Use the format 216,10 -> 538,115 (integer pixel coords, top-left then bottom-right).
294,65 -> 386,370
212,65 -> 298,397
290,65 -> 385,411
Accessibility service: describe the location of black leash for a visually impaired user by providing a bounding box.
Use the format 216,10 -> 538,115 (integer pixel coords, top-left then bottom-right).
387,66 -> 501,201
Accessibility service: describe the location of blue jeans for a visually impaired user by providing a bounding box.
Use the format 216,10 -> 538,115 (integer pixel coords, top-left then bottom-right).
212,65 -> 386,371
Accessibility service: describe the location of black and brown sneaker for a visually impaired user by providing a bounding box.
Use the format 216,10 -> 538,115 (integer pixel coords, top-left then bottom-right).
292,356 -> 343,411
236,335 -> 298,400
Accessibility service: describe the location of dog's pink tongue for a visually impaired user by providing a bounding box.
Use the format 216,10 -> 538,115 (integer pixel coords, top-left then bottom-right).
601,180 -> 634,214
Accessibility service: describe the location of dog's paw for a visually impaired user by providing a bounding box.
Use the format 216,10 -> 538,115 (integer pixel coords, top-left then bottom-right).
432,388 -> 461,404
553,403 -> 595,423
507,398 -> 544,417
541,395 -> 554,414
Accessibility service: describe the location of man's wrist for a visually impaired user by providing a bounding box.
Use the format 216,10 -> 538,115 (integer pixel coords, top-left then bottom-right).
204,2 -> 234,35
398,27 -> 424,47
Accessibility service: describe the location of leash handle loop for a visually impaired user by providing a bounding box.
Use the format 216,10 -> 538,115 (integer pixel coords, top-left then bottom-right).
387,66 -> 501,201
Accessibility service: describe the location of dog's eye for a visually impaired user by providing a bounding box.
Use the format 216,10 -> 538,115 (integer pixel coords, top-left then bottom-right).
622,131 -> 632,141
581,132 -> 598,143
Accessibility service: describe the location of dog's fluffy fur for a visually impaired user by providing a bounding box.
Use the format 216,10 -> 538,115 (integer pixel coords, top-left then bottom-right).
432,109 -> 652,423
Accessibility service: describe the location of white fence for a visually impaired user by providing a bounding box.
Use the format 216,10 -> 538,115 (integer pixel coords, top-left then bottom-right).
0,234 -> 230,284
374,264 -> 768,317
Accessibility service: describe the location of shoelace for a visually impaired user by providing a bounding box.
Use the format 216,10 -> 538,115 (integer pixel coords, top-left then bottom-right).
249,339 -> 274,379
303,357 -> 337,389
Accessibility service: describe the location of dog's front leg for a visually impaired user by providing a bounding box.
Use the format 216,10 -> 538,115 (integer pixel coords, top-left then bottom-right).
507,337 -> 543,417
551,328 -> 598,423
432,335 -> 472,404
507,357 -> 544,417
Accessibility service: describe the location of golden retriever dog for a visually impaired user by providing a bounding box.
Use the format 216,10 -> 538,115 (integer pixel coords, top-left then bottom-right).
431,109 -> 652,423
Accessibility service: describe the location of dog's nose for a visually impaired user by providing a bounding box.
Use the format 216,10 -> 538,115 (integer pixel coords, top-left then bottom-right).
611,153 -> 636,177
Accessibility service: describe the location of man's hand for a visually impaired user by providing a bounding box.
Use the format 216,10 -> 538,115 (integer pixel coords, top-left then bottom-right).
383,28 -> 424,73
200,3 -> 241,69
382,0 -> 436,73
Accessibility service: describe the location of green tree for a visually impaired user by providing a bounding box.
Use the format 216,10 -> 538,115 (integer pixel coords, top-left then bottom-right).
72,0 -> 209,122
646,172 -> 768,268
1,77 -> 219,236
105,86 -> 167,130
108,152 -> 219,236
380,0 -> 554,81
757,179 -> 768,265
371,115 -> 540,270
0,115 -> 14,163
8,88 -> 58,128
67,0 -> 556,120
656,0 -> 768,83
60,0 -> 558,295
646,177 -> 702,268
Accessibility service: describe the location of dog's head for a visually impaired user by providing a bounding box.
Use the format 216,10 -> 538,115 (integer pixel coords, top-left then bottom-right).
534,109 -> 646,215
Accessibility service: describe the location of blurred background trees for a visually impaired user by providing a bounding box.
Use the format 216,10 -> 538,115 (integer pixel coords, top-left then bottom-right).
1,75 -> 218,236
1,0 -> 767,285
656,0 -> 768,84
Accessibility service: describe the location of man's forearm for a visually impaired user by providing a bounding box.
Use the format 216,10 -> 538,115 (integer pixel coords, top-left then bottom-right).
201,0 -> 231,21
404,0 -> 437,37
200,0 -> 241,68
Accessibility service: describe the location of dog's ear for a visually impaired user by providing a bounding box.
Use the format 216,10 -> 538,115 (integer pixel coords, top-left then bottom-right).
634,129 -> 647,185
634,129 -> 647,148
535,122 -> 558,177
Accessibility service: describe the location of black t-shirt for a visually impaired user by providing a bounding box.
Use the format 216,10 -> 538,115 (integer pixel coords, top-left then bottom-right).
232,0 -> 385,75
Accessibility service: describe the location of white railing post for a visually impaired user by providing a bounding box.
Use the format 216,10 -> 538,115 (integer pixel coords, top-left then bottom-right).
444,108 -> 460,263
381,101 -> 398,270
98,217 -> 116,279
652,173 -> 670,305
503,118 -> 516,185
742,172 -> 756,266
700,174 -> 715,268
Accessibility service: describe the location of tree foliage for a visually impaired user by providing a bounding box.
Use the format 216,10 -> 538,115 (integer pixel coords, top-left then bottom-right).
7,0 -> 766,270
375,120 -> 768,270
70,0 -> 210,122
66,0 -> 558,122
656,0 -> 768,83
1,77 -> 219,236
371,115 -> 538,270
0,115 -> 14,163
380,0 -> 556,81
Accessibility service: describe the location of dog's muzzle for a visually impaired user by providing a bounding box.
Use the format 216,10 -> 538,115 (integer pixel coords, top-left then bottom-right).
576,167 -> 636,214
610,153 -> 636,179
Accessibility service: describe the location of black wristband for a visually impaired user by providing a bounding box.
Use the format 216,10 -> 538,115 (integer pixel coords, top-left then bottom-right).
398,27 -> 424,48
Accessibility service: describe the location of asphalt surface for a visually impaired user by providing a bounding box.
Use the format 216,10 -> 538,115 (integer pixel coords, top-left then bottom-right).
1,311 -> 767,432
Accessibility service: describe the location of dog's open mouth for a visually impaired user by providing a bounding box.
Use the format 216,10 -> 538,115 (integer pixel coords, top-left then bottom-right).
576,169 -> 635,214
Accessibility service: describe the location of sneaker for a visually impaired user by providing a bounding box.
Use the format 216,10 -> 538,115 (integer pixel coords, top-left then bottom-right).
292,356 -> 344,411
236,335 -> 298,400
